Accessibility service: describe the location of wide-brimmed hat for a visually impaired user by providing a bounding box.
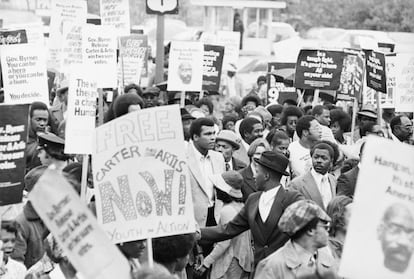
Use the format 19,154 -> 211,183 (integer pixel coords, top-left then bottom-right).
216,130 -> 240,150
357,105 -> 377,119
180,108 -> 195,121
209,171 -> 243,199
56,79 -> 69,95
278,200 -> 331,236
254,151 -> 289,176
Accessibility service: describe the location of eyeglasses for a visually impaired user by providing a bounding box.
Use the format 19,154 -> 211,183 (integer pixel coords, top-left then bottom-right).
317,222 -> 331,231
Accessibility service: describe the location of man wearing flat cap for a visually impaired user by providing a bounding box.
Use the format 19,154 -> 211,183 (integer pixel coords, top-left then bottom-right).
141,87 -> 160,108
37,132 -> 70,171
255,200 -> 337,279
200,151 -> 303,267
215,130 -> 247,171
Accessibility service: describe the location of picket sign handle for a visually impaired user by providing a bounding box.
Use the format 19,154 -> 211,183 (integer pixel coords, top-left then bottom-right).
350,97 -> 358,144
199,90 -> 204,100
98,89 -> 104,127
376,91 -> 382,126
147,238 -> 153,268
80,155 -> 89,202
180,91 -> 186,108
312,89 -> 320,107
296,89 -> 304,107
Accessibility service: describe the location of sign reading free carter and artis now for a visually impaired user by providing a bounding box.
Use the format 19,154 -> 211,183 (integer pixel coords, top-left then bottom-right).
92,105 -> 195,243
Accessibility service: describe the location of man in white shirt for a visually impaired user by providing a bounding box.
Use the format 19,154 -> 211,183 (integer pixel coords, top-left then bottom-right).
390,115 -> 413,144
288,116 -> 322,178
233,117 -> 263,165
288,142 -> 337,210
0,220 -> 26,279
311,105 -> 336,143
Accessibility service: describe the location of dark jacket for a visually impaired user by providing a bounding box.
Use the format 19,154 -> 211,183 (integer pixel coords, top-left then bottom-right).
200,187 -> 303,266
239,165 -> 256,202
12,202 -> 49,268
232,157 -> 247,171
336,166 -> 359,198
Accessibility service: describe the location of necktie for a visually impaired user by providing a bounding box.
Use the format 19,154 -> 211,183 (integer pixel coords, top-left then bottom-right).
320,176 -> 332,207
225,162 -> 230,171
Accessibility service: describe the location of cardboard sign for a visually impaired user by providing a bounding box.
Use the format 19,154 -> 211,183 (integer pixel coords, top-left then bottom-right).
1,44 -> 49,105
30,168 -> 131,279
337,49 -> 365,101
216,31 -> 240,69
48,0 -> 87,71
64,69 -> 97,154
202,44 -> 224,92
365,50 -> 387,93
339,137 -> 414,279
60,23 -> 83,75
82,24 -> 117,88
167,41 -> 203,92
394,53 -> 414,112
118,35 -> 148,86
0,30 -> 28,45
100,0 -> 130,36
267,62 -> 296,104
92,105 -> 196,243
294,49 -> 344,90
0,104 -> 29,206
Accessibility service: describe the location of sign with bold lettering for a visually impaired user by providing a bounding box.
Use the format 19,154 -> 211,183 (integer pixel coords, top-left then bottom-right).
294,49 -> 344,90
339,137 -> 414,279
64,69 -> 97,154
365,50 -> 387,93
394,53 -> 414,112
0,44 -> 49,105
337,49 -> 365,101
0,30 -> 28,45
118,35 -> 148,86
202,44 -> 224,92
267,62 -> 296,105
100,0 -> 130,36
0,104 -> 29,206
167,41 -> 203,92
92,105 -> 195,243
30,168 -> 131,279
82,24 -> 117,88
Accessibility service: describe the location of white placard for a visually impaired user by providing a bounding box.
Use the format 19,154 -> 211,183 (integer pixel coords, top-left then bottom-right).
395,53 -> 414,112
1,44 -> 49,105
92,105 -> 196,243
82,24 -> 117,88
60,22 -> 83,75
30,168 -> 131,279
167,41 -> 203,92
216,31 -> 240,69
64,69 -> 97,154
339,137 -> 414,279
100,0 -> 131,36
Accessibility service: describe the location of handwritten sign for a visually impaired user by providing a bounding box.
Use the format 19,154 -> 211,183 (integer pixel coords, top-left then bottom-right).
216,31 -> 240,69
339,137 -> 414,279
82,24 -> 117,88
48,0 -> 87,71
365,50 -> 387,93
394,53 -> 414,112
118,34 -> 148,86
0,104 -> 29,206
92,105 -> 195,243
0,44 -> 49,105
294,49 -> 344,90
30,168 -> 131,279
100,0 -> 130,36
64,69 -> 97,154
202,44 -> 224,92
60,23 -> 83,75
167,41 -> 203,92
0,30 -> 28,45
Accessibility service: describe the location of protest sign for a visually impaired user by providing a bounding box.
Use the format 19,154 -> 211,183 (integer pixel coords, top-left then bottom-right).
382,54 -> 396,108
394,53 -> 414,112
30,168 -> 131,279
48,0 -> 87,71
0,29 -> 28,45
337,49 -> 365,101
365,50 -> 387,93
202,44 -> 224,92
216,31 -> 240,69
64,69 -> 97,154
294,49 -> 344,90
339,137 -> 414,279
0,104 -> 29,206
267,62 -> 296,104
60,23 -> 83,75
0,44 -> 49,105
167,41 -> 203,92
118,34 -> 148,86
82,24 -> 117,88
100,0 -> 130,36
92,105 -> 196,243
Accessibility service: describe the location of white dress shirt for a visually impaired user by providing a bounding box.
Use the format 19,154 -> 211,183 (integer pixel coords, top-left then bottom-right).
191,143 -> 215,206
310,168 -> 332,208
259,185 -> 281,222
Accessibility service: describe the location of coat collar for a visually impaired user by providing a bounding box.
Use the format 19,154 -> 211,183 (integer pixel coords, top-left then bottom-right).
283,240 -> 335,270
